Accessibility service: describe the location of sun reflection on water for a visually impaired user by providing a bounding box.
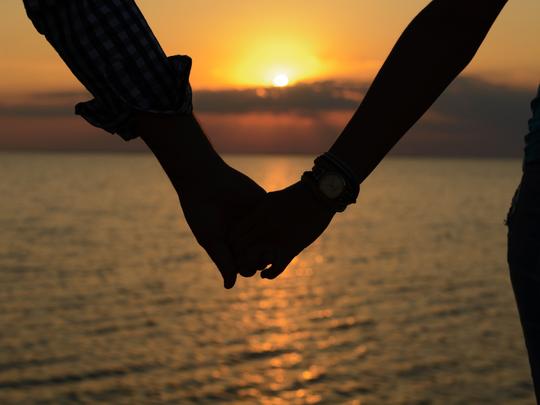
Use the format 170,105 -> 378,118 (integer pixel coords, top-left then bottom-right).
0,155 -> 530,404
258,158 -> 301,191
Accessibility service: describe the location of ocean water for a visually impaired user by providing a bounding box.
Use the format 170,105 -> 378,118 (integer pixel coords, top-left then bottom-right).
0,153 -> 534,404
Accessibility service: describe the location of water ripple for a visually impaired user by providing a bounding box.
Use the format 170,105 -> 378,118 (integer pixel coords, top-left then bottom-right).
0,154 -> 533,404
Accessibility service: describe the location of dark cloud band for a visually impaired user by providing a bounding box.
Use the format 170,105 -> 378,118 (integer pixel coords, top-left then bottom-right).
0,77 -> 535,157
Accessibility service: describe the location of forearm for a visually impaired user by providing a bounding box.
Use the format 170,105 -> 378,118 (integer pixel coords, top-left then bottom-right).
137,114 -> 225,197
330,0 -> 508,183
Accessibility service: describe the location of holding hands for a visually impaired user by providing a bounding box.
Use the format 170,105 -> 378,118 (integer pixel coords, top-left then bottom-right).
136,113 -> 347,289
138,112 -> 356,288
230,180 -> 336,282
25,0 -> 509,290
229,153 -> 360,284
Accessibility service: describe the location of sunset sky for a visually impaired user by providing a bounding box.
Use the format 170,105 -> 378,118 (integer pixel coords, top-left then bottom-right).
0,0 -> 538,155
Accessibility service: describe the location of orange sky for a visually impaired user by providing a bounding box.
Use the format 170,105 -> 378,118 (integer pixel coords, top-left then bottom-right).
0,1 -> 538,154
1,0 -> 538,92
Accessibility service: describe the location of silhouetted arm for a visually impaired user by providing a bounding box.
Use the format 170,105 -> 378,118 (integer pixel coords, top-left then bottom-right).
24,0 -> 267,289
231,0 -> 510,280
136,114 -> 266,289
331,0 -> 508,182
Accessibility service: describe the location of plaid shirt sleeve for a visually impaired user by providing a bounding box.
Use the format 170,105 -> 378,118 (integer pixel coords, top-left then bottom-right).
23,0 -> 193,140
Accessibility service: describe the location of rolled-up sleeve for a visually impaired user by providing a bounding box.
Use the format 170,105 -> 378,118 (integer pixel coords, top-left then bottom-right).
23,0 -> 193,140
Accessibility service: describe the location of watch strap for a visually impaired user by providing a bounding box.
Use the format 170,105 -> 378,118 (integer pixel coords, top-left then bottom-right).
301,153 -> 361,213
301,171 -> 349,213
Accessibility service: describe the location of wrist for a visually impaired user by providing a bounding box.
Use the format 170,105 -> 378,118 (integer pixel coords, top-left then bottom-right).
296,181 -> 336,219
139,113 -> 228,192
300,153 -> 360,213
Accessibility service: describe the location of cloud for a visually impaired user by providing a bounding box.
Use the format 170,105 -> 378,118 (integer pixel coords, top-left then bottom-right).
0,77 -> 536,156
397,77 -> 535,157
0,104 -> 74,117
0,90 -> 85,117
0,77 -> 532,118
0,81 -> 367,116
193,81 -> 368,113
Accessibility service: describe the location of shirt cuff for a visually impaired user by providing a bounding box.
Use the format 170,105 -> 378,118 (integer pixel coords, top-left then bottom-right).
75,55 -> 193,141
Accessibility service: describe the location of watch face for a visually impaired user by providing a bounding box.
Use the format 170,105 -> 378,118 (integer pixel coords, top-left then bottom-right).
319,172 -> 346,199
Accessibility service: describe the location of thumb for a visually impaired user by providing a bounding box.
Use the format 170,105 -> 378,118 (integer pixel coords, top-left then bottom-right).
260,251 -> 293,280
207,243 -> 238,289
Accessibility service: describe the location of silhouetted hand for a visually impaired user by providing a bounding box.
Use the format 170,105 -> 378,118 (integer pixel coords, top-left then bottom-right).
139,113 -> 266,289
178,162 -> 266,288
230,180 -> 335,280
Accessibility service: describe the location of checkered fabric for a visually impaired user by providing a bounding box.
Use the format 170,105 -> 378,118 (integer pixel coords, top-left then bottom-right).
23,0 -> 193,140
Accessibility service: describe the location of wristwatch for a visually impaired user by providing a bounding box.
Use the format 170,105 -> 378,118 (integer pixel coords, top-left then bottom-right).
301,153 -> 360,213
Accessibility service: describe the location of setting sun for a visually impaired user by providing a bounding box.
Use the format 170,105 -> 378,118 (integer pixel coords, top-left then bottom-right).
273,74 -> 289,87
227,35 -> 325,88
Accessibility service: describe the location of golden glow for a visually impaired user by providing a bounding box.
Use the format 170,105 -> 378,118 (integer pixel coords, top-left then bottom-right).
2,1 -> 538,92
230,37 -> 324,87
272,74 -> 289,87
